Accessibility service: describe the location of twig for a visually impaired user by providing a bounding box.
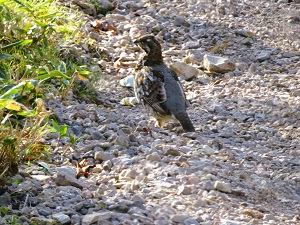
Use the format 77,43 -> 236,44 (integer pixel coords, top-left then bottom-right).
23,194 -> 29,208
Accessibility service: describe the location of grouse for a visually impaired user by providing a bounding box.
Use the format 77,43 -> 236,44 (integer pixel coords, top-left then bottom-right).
134,35 -> 195,132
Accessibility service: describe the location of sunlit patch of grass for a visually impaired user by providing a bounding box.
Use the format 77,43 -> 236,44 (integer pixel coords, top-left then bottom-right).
0,0 -> 94,180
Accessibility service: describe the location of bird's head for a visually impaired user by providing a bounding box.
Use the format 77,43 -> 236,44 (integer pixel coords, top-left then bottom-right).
134,35 -> 162,55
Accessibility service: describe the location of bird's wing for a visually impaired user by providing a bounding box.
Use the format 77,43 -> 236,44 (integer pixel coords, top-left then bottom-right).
167,67 -> 190,107
135,66 -> 169,115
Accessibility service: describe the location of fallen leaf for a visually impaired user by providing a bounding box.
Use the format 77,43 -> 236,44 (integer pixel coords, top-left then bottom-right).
213,78 -> 228,86
76,74 -> 88,81
91,21 -> 117,33
75,159 -> 96,178
6,101 -> 22,111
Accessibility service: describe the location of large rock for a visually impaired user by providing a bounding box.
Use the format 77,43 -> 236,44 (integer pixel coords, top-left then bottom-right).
55,166 -> 85,189
82,211 -> 117,225
52,213 -> 71,224
256,50 -> 271,62
170,62 -> 199,80
203,54 -> 236,73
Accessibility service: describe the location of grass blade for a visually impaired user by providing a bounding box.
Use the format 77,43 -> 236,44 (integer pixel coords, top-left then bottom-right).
2,39 -> 33,50
0,54 -> 17,61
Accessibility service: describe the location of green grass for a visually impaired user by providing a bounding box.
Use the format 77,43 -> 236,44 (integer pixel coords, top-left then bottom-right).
0,0 -> 93,179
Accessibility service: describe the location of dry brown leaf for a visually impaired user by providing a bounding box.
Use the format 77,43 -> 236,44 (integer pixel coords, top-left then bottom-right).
91,21 -> 117,33
75,159 -> 95,178
213,78 -> 228,86
76,74 -> 88,81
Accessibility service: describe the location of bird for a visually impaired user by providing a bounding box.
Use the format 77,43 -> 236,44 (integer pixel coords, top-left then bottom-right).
133,34 -> 195,132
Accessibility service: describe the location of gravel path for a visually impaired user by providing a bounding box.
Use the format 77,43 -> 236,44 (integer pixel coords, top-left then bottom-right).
1,0 -> 299,224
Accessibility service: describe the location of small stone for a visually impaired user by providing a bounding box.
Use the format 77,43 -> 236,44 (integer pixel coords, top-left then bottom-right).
71,214 -> 81,225
163,33 -> 173,41
103,160 -> 113,171
202,145 -> 215,155
16,180 -> 42,193
203,55 -> 236,73
52,213 -> 71,224
38,208 -> 52,216
30,217 -> 52,224
98,142 -> 113,149
119,75 -> 134,87
243,209 -> 263,219
171,214 -> 190,223
186,176 -> 199,185
114,135 -> 130,148
220,219 -> 244,225
120,97 -> 139,106
164,148 -> 181,156
183,217 -> 200,225
170,62 -> 199,81
177,185 -> 192,195
123,169 -> 139,179
82,211 -> 116,225
241,38 -> 253,46
257,51 -> 271,62
263,214 -> 278,221
182,41 -> 200,50
235,29 -> 254,37
214,181 -> 232,193
174,16 -> 189,26
255,113 -> 266,119
91,131 -> 104,140
146,153 -> 161,162
291,89 -> 300,97
94,152 -> 113,162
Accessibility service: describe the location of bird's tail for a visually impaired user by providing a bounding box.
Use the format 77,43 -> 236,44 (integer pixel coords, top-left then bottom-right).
174,112 -> 195,132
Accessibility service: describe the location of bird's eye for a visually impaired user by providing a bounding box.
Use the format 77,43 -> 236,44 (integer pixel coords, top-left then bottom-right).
146,38 -> 151,42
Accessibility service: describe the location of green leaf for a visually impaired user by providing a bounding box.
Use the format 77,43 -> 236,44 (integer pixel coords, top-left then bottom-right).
0,67 -> 7,81
42,36 -> 49,48
35,70 -> 70,80
61,77 -> 70,87
17,110 -> 34,116
50,120 -> 60,133
3,138 -> 17,146
78,71 -> 90,75
59,124 -> 68,136
0,81 -> 26,99
0,84 -> 16,92
0,54 -> 17,61
34,19 -> 47,28
12,0 -> 27,7
2,39 -> 33,50
58,61 -> 67,74
40,12 -> 58,19
24,81 -> 35,91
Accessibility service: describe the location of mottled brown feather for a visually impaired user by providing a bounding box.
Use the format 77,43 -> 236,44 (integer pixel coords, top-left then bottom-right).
134,35 -> 195,132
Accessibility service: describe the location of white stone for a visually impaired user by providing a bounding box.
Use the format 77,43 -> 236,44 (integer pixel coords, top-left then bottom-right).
203,54 -> 236,73
214,181 -> 232,193
170,62 -> 199,80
